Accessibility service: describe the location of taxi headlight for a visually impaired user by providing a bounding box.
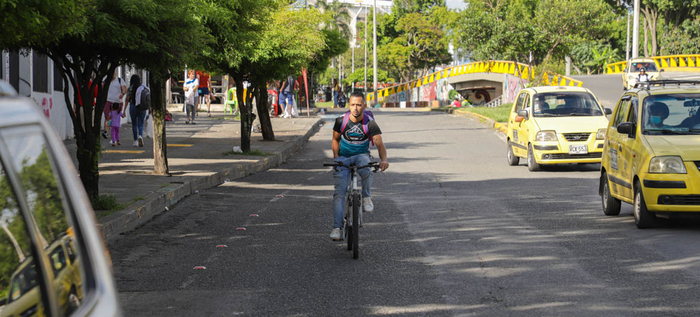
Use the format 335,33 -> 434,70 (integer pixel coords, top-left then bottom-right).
535,130 -> 558,142
596,128 -> 607,140
649,156 -> 687,174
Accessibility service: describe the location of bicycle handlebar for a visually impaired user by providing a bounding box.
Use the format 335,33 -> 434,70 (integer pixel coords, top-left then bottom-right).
324,161 -> 381,172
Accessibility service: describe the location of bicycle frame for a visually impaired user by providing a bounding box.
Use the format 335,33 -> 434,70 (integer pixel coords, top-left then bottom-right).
324,161 -> 379,259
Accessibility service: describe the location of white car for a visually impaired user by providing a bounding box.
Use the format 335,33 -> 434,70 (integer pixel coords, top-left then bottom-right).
0,82 -> 121,317
623,58 -> 663,90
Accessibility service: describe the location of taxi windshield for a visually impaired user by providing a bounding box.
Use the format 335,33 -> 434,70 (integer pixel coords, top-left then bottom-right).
532,92 -> 603,117
642,94 -> 700,135
630,62 -> 658,72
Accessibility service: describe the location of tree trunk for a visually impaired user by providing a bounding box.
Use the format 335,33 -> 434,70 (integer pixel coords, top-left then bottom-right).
255,86 -> 275,141
151,75 -> 169,175
643,18 -> 649,57
76,129 -> 100,200
233,74 -> 252,152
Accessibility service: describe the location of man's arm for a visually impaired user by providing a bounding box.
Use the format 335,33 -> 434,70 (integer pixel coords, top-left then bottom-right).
372,134 -> 389,171
332,131 -> 341,159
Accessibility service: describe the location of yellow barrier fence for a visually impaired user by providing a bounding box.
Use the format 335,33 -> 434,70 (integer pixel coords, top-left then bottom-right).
542,72 -> 583,87
605,54 -> 700,74
368,60 -> 531,103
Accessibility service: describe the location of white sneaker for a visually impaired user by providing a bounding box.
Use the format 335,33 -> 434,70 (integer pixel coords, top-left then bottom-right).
329,228 -> 341,241
363,197 -> 374,212
138,136 -> 144,147
132,140 -> 139,147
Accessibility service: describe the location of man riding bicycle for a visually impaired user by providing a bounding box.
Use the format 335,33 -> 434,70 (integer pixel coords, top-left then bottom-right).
330,92 -> 389,241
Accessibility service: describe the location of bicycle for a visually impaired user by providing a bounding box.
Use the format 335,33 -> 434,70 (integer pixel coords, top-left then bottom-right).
323,161 -> 380,259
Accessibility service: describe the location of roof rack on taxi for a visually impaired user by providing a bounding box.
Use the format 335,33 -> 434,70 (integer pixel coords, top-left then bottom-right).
634,80 -> 700,89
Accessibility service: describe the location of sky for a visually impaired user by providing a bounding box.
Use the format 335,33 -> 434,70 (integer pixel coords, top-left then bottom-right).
445,0 -> 467,10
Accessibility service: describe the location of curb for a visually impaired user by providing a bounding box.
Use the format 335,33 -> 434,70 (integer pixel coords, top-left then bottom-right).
439,108 -> 508,136
99,118 -> 323,241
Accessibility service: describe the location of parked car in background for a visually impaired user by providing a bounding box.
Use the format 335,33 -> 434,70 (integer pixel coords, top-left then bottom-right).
0,81 -> 121,317
600,80 -> 700,228
506,86 -> 612,171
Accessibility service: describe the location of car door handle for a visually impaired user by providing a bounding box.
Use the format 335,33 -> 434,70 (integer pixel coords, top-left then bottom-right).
619,145 -> 623,151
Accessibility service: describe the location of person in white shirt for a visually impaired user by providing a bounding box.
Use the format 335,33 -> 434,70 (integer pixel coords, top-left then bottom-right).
183,70 -> 199,124
637,68 -> 650,84
103,74 -> 127,139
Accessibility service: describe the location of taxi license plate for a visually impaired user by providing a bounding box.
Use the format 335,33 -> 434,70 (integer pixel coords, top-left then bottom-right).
569,145 -> 588,155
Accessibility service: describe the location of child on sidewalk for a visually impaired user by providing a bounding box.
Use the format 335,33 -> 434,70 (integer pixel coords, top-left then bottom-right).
109,102 -> 122,146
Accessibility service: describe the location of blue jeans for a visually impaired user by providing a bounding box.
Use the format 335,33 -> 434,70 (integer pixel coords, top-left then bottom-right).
279,91 -> 293,106
130,103 -> 147,140
332,154 -> 372,229
333,91 -> 339,108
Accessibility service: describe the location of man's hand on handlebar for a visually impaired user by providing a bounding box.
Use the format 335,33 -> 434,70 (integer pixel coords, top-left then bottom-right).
379,161 -> 389,172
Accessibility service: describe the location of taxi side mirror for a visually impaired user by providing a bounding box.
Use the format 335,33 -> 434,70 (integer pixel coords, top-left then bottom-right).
617,122 -> 636,136
517,109 -> 529,121
660,69 -> 665,72
604,108 -> 613,115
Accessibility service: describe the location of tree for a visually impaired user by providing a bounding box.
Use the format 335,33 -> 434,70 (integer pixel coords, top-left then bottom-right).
124,0 -> 207,175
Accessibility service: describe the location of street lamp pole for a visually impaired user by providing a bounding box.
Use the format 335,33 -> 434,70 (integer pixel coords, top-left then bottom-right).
632,0 -> 640,58
364,6 -> 368,95
373,0 -> 377,107
626,9 -> 631,61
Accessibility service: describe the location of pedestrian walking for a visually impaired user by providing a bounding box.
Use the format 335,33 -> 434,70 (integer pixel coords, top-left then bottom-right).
108,102 -> 122,146
184,70 -> 199,124
280,75 -> 297,118
124,75 -> 148,147
332,79 -> 339,108
197,70 -> 213,117
103,73 -> 127,139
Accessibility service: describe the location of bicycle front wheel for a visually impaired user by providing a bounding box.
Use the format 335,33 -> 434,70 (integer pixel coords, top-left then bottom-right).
352,193 -> 360,259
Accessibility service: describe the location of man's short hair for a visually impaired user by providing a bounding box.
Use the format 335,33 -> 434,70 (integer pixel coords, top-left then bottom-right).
349,91 -> 365,103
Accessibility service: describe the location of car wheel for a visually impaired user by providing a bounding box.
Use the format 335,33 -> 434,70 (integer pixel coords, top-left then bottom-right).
602,172 -> 621,216
633,180 -> 655,229
507,141 -> 519,166
527,144 -> 540,171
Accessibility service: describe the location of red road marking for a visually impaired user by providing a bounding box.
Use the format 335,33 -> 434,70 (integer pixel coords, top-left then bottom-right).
250,214 -> 259,217
193,266 -> 206,270
216,245 -> 227,248
236,227 -> 246,231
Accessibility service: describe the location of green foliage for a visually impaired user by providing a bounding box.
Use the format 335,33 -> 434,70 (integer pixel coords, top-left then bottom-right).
91,194 -> 124,213
346,68 -> 393,84
0,0 -> 91,50
456,0 -> 615,68
461,103 -> 512,123
660,17 -> 700,55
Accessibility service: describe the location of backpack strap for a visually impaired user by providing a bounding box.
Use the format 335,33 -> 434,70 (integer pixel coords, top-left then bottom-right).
340,111 -> 351,133
363,113 -> 375,147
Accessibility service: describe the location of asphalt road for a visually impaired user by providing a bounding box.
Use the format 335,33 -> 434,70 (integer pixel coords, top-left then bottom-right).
110,110 -> 700,316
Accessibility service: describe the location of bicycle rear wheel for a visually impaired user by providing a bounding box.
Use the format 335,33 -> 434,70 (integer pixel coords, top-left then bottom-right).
352,193 -> 360,259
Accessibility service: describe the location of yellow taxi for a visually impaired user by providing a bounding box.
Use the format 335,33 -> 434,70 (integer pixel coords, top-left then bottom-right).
600,80 -> 700,228
506,86 -> 612,171
622,58 -> 663,90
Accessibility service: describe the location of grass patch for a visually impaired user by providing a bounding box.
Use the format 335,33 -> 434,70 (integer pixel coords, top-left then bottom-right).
315,101 -> 334,108
92,194 -> 147,218
222,149 -> 271,157
91,194 -> 126,217
461,103 -> 512,122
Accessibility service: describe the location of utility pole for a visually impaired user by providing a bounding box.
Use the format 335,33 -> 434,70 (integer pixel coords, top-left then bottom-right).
364,6 -> 368,95
632,0 -> 640,58
626,9 -> 631,60
373,0 -> 377,107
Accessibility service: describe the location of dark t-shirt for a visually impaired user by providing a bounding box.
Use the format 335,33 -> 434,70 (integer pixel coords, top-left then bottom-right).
333,114 -> 382,157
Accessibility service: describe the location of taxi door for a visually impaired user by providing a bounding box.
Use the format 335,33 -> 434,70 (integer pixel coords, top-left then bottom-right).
606,96 -> 631,198
519,92 -> 535,147
617,96 -> 640,199
508,92 -> 529,156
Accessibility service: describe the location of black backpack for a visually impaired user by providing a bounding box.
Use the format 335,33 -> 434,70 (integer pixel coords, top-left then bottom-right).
137,85 -> 151,111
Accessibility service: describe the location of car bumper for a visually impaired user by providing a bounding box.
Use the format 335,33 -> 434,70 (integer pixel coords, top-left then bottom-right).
641,163 -> 700,212
532,138 -> 605,164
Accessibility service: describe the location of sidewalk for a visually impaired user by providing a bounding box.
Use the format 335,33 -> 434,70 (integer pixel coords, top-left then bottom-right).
64,107 -> 321,241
